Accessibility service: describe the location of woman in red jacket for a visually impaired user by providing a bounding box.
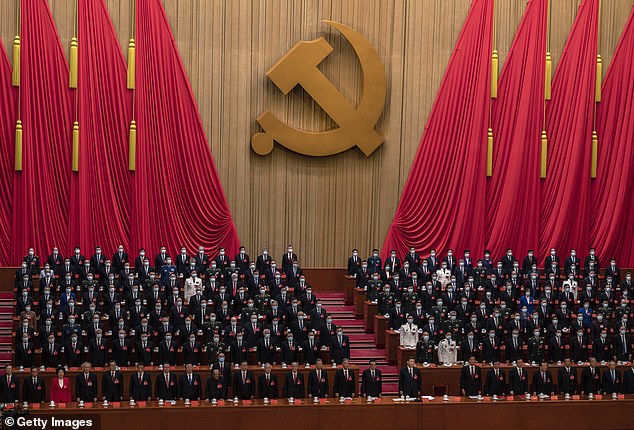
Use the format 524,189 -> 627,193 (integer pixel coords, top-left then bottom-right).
49,366 -> 72,403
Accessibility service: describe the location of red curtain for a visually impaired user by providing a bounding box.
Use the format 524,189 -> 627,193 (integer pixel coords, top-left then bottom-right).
539,0 -> 599,259
75,0 -> 132,252
486,0 -> 547,260
592,5 -> 634,266
381,0 -> 493,259
133,0 -> 240,256
11,0 -> 74,262
0,44 -> 17,265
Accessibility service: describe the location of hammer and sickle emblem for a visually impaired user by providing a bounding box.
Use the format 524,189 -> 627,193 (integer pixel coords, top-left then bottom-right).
251,21 -> 387,157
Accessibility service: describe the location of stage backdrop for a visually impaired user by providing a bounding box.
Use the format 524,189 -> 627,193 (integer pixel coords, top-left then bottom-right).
0,0 -> 632,266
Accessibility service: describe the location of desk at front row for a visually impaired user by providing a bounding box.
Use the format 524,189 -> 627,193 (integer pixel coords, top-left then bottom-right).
19,397 -> 634,430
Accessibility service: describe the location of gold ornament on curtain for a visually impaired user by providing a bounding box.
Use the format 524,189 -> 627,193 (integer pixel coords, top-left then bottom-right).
69,37 -> 78,88
127,39 -> 136,89
486,128 -> 493,177
71,121 -> 80,172
129,121 -> 137,171
490,50 -> 498,99
14,120 -> 23,171
545,52 -> 552,100
12,36 -> 20,87
540,130 -> 548,179
591,130 -> 598,178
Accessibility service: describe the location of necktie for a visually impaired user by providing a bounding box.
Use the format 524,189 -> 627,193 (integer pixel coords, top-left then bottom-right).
189,374 -> 192,385
471,366 -> 474,377
409,368 -> 413,378
518,368 -> 522,378
612,371 -> 615,381
317,370 -> 321,381
293,373 -> 297,383
242,371 -> 246,384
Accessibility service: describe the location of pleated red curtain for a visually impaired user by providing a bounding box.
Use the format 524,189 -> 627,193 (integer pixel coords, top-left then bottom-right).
381,0 -> 494,259
75,0 -> 133,252
486,0 -> 547,260
133,0 -> 240,256
11,0 -> 74,261
538,0 -> 599,259
592,5 -> 634,266
0,44 -> 17,265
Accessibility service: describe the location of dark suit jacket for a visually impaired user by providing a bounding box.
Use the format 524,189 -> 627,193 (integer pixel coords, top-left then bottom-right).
282,371 -> 305,398
360,368 -> 382,397
0,374 -> 19,403
102,370 -> 123,401
205,376 -> 227,400
330,335 -> 350,364
580,367 -> 601,394
398,367 -> 421,397
333,369 -> 355,397
557,367 -> 578,394
154,372 -> 178,400
307,369 -> 329,398
75,373 -> 98,401
602,370 -> 621,394
508,367 -> 529,395
459,365 -> 482,395
484,368 -> 506,396
232,369 -> 255,399
178,373 -> 202,400
532,370 -> 553,395
257,373 -> 279,399
23,376 -> 46,403
129,372 -> 152,400
622,368 -> 634,394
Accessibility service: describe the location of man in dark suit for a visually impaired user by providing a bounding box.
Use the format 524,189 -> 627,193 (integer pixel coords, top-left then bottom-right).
89,331 -> 108,367
212,353 -> 231,391
205,369 -> 227,400
484,361 -> 506,396
232,361 -> 255,400
307,358 -> 329,398
398,358 -> 421,398
330,328 -> 350,365
178,363 -> 202,400
23,367 -> 46,403
16,334 -> 35,368
508,359 -> 529,396
581,357 -> 601,395
602,361 -> 621,394
281,245 -> 298,273
135,333 -> 154,366
76,362 -> 98,402
333,358 -> 356,398
557,358 -> 578,395
102,361 -> 123,402
129,363 -> 152,400
532,362 -> 554,396
622,365 -> 634,394
460,356 -> 482,396
0,365 -> 19,403
257,363 -> 278,399
154,363 -> 178,400
360,359 -> 382,398
257,329 -> 278,365
282,362 -> 305,398
347,249 -> 362,276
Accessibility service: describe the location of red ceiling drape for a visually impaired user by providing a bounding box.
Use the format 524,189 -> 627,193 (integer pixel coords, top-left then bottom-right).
75,0 -> 133,252
133,0 -> 240,256
381,0 -> 494,259
538,0 -> 599,260
592,5 -> 634,265
11,0 -> 74,260
486,0 -> 547,260
0,44 -> 17,265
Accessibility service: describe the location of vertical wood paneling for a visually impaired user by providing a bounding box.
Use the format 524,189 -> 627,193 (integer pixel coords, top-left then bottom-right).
1,0 -> 631,266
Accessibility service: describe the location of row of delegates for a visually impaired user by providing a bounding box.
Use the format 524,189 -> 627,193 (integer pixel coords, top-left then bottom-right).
460,356 -> 634,397
350,247 -> 614,281
17,244 -> 301,286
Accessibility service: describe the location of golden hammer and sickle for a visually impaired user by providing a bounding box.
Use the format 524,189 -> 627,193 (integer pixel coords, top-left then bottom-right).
251,21 -> 387,157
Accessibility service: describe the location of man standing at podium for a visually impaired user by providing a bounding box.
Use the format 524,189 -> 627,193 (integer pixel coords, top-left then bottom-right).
398,358 -> 421,398
361,359 -> 382,398
459,356 -> 482,396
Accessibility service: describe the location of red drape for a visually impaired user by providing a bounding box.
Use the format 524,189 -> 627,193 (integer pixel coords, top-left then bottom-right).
539,0 -> 599,259
75,0 -> 132,252
592,5 -> 634,266
381,0 -> 493,259
0,44 -> 17,265
133,0 -> 240,256
486,0 -> 547,260
11,0 -> 74,262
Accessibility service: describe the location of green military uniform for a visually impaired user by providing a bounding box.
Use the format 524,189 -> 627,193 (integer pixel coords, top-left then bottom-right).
202,321 -> 223,342
415,340 -> 436,364
366,279 -> 383,301
255,293 -> 271,314
442,318 -> 463,343
429,305 -> 448,323
400,292 -> 418,315
377,291 -> 395,315
527,335 -> 545,363
473,267 -> 487,288
615,304 -> 631,321
205,340 -> 226,364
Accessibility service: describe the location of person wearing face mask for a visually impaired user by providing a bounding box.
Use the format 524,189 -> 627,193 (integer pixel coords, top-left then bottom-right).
399,315 -> 419,348
614,326 -> 631,363
111,329 -> 132,367
436,262 -> 451,291
22,248 -> 41,274
330,328 -> 351,365
255,248 -> 271,274
64,331 -> 84,367
592,329 -> 612,363
415,331 -> 436,364
205,332 -> 226,365
460,331 -> 480,362
133,332 -> 153,366
89,329 -> 108,366
438,332 -> 458,365
527,329 -> 545,364
183,334 -> 202,365
366,248 -> 382,275
229,332 -> 248,365
45,247 -> 63,274
570,329 -> 590,363
301,330 -> 321,365
159,332 -> 178,366
281,245 -> 298,273
40,333 -> 61,368
184,270 -> 202,302
347,248 -> 363,276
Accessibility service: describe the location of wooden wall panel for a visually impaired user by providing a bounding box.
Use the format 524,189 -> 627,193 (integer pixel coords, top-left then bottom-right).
1,0 -> 632,266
